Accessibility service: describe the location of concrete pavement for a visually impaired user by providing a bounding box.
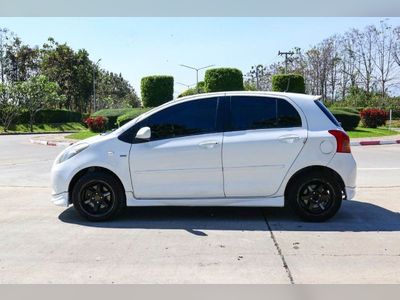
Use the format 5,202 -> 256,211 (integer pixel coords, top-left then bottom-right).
0,134 -> 399,283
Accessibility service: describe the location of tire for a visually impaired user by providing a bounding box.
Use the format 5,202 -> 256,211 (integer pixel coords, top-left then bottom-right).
71,171 -> 126,221
286,170 -> 342,222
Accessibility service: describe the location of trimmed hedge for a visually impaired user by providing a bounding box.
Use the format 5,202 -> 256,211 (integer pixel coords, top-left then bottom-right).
92,108 -> 133,129
271,74 -> 305,94
330,109 -> 360,131
116,108 -> 153,127
141,75 -> 174,107
17,109 -> 82,124
204,68 -> 244,92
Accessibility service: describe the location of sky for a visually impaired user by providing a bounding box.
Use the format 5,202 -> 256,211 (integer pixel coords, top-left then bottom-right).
1,17 -> 399,96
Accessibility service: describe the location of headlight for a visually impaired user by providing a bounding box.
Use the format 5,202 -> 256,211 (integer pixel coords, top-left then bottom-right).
57,143 -> 89,164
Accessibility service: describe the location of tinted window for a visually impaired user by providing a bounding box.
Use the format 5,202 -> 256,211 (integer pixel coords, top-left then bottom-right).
143,98 -> 218,140
277,99 -> 302,127
230,96 -> 302,131
231,96 -> 277,131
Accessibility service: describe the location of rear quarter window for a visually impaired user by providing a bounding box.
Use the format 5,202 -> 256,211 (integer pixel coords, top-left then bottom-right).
314,100 -> 341,127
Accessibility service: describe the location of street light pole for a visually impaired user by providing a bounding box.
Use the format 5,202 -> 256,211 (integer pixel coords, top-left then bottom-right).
179,64 -> 215,93
93,58 -> 101,112
176,82 -> 195,89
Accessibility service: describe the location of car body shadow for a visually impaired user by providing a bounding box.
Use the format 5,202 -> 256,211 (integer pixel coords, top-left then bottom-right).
58,199 -> 400,234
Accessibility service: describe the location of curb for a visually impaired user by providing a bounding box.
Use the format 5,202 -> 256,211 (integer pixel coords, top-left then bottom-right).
350,139 -> 400,146
0,131 -> 80,136
29,138 -> 75,147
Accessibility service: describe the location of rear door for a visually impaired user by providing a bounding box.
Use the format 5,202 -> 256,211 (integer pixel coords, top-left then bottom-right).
222,95 -> 307,197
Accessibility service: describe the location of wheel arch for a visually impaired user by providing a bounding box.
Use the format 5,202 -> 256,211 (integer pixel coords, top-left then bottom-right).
68,166 -> 126,204
284,165 -> 346,205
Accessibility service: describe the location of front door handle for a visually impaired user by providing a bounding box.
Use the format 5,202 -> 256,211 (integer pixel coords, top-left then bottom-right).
198,141 -> 220,149
278,135 -> 300,144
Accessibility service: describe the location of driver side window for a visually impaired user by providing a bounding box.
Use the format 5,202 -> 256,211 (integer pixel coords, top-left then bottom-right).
141,97 -> 218,141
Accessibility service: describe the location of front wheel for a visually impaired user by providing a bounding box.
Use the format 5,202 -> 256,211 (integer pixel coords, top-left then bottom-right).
286,171 -> 342,222
72,171 -> 126,221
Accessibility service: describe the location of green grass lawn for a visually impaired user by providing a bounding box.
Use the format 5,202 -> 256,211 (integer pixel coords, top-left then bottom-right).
0,122 -> 86,133
66,130 -> 98,140
347,127 -> 399,138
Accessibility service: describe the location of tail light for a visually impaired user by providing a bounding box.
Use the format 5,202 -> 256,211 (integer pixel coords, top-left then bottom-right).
328,130 -> 351,153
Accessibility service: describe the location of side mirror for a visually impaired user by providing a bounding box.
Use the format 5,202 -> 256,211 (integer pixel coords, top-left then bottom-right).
135,126 -> 151,140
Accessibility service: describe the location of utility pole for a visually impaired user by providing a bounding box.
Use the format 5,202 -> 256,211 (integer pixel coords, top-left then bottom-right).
278,50 -> 294,74
179,64 -> 215,93
93,58 -> 101,112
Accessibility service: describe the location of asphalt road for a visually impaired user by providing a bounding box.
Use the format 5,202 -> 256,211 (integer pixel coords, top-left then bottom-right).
0,134 -> 399,283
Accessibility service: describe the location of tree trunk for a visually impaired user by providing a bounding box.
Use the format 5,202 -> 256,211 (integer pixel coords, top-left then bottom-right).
29,114 -> 34,132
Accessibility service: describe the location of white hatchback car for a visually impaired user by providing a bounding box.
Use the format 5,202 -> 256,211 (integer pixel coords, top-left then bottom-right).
51,91 -> 356,222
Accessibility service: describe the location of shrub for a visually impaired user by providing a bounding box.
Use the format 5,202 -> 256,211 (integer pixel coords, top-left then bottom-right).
360,108 -> 388,128
116,107 -> 153,127
92,108 -> 133,129
330,109 -> 361,131
332,107 -> 360,114
178,88 -> 197,98
141,75 -> 174,107
271,74 -> 305,94
204,68 -> 244,92
17,109 -> 82,124
84,116 -> 108,132
177,81 -> 206,98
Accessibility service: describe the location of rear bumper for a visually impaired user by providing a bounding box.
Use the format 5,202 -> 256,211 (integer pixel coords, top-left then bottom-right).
51,192 -> 69,207
327,152 -> 357,194
345,186 -> 356,200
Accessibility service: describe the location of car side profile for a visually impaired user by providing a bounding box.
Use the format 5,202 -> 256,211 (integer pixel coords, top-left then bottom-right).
51,91 -> 356,222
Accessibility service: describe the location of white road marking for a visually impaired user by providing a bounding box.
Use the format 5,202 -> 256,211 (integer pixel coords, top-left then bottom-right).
358,167 -> 400,170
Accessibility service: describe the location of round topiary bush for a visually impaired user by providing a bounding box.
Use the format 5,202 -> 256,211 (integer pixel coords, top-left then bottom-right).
271,74 -> 305,94
204,68 -> 244,92
141,75 -> 174,107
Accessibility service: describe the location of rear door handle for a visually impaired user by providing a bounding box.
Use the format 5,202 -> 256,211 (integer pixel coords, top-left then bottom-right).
198,141 -> 220,149
278,135 -> 300,144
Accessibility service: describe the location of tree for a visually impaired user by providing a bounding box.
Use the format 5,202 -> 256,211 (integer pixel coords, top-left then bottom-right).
21,75 -> 61,132
372,21 -> 398,99
41,39 -> 92,112
0,82 -> 23,131
96,71 -> 140,109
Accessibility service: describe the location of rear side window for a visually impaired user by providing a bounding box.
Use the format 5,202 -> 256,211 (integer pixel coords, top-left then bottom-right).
144,97 -> 218,140
230,96 -> 276,131
277,99 -> 302,128
314,100 -> 340,127
230,96 -> 302,131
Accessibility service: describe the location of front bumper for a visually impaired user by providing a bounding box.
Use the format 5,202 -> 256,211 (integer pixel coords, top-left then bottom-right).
51,192 -> 69,207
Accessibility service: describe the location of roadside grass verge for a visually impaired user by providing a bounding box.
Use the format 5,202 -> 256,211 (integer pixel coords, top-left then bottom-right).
347,127 -> 399,138
66,130 -> 98,140
0,122 -> 86,133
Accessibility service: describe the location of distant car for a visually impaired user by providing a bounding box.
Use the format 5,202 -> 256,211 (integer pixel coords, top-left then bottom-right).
51,91 -> 356,222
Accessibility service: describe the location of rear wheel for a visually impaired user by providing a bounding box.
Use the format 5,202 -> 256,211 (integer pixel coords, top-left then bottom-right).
286,171 -> 342,222
72,171 -> 126,221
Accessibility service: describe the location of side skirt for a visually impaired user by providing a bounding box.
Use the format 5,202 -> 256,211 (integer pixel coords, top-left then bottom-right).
125,192 -> 284,207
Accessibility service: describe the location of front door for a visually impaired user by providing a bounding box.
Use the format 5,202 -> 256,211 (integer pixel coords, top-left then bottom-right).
130,97 -> 224,199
